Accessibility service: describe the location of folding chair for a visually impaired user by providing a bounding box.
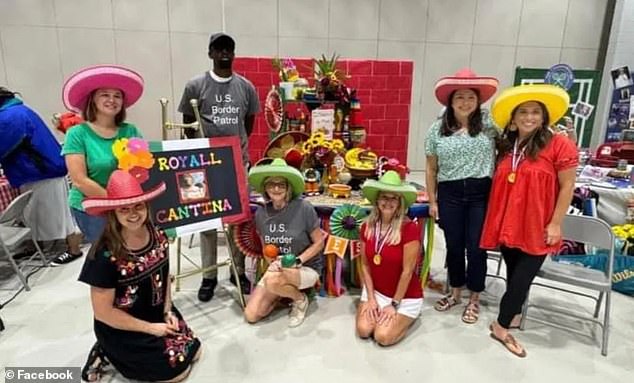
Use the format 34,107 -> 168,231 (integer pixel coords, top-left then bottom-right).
520,214 -> 615,356
0,190 -> 47,291
486,250 -> 505,280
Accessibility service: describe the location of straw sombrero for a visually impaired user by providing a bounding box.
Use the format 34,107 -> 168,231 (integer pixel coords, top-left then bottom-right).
82,170 -> 166,216
263,131 -> 309,169
434,68 -> 499,106
62,64 -> 144,113
361,171 -> 417,208
491,84 -> 570,128
248,158 -> 305,198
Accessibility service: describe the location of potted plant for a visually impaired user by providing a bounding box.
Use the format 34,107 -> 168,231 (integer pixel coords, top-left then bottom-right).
314,53 -> 348,101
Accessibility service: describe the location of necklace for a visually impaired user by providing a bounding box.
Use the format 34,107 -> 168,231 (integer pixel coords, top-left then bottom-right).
508,139 -> 526,184
373,220 -> 392,265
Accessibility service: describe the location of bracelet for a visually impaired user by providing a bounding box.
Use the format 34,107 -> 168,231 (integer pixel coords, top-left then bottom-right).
163,310 -> 174,318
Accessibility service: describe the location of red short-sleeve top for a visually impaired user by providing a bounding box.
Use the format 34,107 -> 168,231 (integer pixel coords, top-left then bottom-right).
480,134 -> 578,255
360,220 -> 422,299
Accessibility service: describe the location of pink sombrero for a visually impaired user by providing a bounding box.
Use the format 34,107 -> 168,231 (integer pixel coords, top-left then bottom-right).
82,170 -> 166,216
62,64 -> 144,113
434,68 -> 499,106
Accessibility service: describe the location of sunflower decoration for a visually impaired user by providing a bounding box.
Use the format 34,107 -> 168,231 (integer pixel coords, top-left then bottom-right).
302,132 -> 346,167
329,204 -> 367,240
112,138 -> 155,184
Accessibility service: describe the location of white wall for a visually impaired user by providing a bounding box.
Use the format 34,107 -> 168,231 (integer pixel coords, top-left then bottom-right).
0,0 -> 607,170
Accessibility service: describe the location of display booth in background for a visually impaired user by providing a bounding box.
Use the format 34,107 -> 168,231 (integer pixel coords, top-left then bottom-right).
605,69 -> 634,143
514,66 -> 601,148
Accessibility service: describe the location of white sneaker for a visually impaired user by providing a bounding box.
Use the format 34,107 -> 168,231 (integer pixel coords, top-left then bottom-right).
288,294 -> 309,328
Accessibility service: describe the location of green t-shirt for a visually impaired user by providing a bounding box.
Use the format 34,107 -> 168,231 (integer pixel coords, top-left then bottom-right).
424,110 -> 499,182
63,122 -> 142,211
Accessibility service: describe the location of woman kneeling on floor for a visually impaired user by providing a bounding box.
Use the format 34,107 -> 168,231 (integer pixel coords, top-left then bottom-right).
78,170 -> 201,382
356,171 -> 422,346
244,159 -> 325,328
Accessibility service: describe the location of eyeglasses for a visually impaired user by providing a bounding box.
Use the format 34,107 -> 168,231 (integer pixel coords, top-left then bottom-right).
117,203 -> 147,214
378,195 -> 400,203
264,181 -> 288,190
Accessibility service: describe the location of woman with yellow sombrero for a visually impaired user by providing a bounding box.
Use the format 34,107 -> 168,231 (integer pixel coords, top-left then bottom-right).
480,84 -> 578,357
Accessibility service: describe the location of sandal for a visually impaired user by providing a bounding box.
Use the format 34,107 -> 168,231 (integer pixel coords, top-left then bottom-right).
81,342 -> 110,382
434,295 -> 461,312
489,324 -> 527,358
461,301 -> 480,324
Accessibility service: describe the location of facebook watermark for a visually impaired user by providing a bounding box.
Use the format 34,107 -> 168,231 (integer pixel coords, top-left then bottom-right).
3,367 -> 80,383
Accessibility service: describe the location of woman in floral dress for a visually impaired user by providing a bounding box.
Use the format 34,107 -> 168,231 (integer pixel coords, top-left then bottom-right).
78,170 -> 201,382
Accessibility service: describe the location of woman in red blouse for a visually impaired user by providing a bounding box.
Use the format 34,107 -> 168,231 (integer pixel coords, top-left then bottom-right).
356,171 -> 422,346
480,84 -> 578,357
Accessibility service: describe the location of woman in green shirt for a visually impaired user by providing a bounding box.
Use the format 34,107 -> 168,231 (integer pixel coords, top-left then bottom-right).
60,65 -> 144,251
424,69 -> 499,324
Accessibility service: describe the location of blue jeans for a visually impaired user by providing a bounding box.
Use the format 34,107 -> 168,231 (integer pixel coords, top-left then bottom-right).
71,208 -> 106,243
437,177 -> 491,293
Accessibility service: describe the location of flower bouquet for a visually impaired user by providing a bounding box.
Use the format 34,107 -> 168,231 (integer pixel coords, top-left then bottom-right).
612,224 -> 634,255
301,132 -> 346,168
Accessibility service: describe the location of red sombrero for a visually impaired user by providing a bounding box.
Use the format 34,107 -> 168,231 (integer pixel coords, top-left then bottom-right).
434,68 -> 499,106
62,64 -> 144,113
82,170 -> 166,216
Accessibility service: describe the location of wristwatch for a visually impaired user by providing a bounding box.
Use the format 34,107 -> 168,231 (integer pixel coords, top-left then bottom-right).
294,257 -> 303,267
390,300 -> 400,310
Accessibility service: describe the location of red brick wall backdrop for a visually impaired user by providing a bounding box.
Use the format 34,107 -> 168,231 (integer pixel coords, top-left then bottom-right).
233,57 -> 414,165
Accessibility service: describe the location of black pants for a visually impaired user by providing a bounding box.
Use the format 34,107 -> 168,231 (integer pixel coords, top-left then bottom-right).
498,247 -> 546,328
437,177 -> 491,292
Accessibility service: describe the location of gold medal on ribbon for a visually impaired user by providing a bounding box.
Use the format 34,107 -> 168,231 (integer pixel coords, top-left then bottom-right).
373,254 -> 382,265
507,172 -> 516,184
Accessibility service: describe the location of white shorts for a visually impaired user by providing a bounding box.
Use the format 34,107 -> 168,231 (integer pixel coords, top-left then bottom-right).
257,266 -> 320,290
360,287 -> 423,319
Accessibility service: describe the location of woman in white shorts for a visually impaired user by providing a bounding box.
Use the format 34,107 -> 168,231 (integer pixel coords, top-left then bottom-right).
356,171 -> 422,346
244,159 -> 324,328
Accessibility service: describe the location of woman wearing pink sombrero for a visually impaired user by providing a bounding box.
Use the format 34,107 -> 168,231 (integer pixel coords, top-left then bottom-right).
424,69 -> 499,324
78,170 -> 201,382
61,65 -> 144,254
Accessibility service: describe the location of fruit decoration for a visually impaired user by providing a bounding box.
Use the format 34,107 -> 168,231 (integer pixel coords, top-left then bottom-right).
281,253 -> 297,268
262,243 -> 279,260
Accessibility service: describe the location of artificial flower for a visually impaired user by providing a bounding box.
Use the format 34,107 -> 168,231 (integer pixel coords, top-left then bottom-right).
128,137 -> 149,153
112,138 -> 129,160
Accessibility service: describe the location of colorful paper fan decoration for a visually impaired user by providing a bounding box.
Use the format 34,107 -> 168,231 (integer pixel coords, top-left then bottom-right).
264,86 -> 283,132
329,204 -> 367,240
233,220 -> 262,258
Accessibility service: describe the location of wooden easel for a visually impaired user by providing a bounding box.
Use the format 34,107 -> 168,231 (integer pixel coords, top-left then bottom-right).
160,98 -> 246,308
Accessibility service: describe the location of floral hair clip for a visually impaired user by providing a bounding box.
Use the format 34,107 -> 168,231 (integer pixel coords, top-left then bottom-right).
112,138 -> 155,184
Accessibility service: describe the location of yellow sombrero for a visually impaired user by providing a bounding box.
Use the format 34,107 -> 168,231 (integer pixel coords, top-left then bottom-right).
491,84 -> 570,128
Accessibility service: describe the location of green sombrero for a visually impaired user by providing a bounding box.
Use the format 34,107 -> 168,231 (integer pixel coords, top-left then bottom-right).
362,170 -> 417,208
491,84 -> 570,128
248,158 -> 305,198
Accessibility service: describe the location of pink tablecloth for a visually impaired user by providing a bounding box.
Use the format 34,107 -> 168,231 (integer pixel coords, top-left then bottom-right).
0,177 -> 19,212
